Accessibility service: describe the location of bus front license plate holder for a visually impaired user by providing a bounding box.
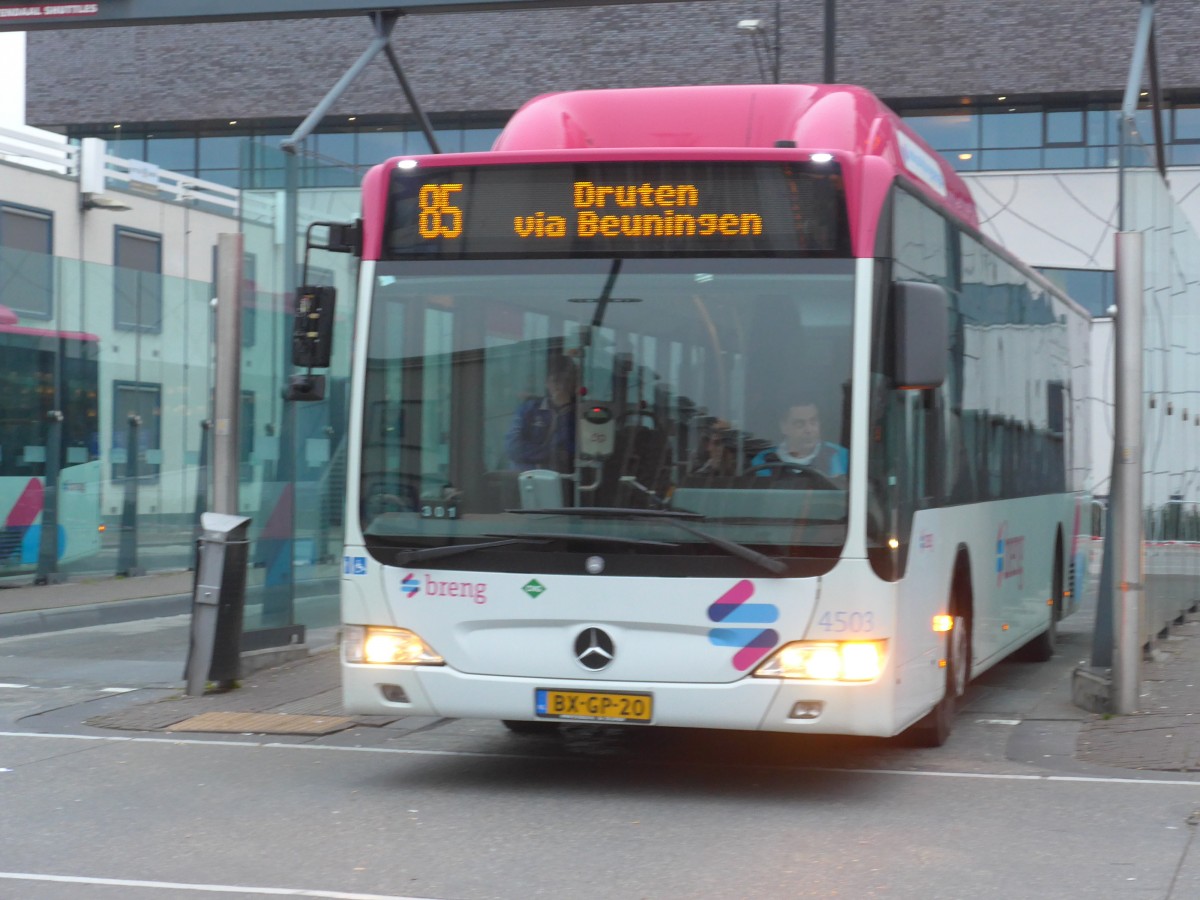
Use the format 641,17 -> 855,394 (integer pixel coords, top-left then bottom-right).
535,689 -> 653,723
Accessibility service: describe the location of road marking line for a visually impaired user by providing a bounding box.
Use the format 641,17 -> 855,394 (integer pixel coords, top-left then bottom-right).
0,871 -> 432,899
975,718 -> 1022,725
0,683 -> 30,688
2,729 -> 1200,786
101,687 -> 137,693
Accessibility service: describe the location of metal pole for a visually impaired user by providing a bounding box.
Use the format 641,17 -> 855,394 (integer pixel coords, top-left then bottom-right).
192,418 -> 211,544
115,413 -> 143,576
34,333 -> 65,584
1147,27 -> 1167,180
279,12 -> 397,152
1121,1 -> 1156,118
213,234 -> 243,516
822,0 -> 835,83
381,41 -> 443,153
771,0 -> 781,84
1112,231 -> 1145,714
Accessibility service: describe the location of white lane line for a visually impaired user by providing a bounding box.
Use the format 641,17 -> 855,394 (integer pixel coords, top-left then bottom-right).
975,718 -> 1022,725
0,683 -> 30,688
0,872 -> 433,899
3,729 -> 1200,786
100,687 -> 137,693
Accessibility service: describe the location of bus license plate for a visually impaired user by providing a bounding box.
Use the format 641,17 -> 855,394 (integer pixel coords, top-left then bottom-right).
535,689 -> 653,723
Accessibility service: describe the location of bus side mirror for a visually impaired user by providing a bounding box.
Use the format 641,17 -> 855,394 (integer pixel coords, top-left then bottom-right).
891,280 -> 948,390
292,285 -> 336,368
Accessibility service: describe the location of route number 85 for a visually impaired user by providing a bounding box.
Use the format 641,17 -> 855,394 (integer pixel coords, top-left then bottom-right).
418,183 -> 464,239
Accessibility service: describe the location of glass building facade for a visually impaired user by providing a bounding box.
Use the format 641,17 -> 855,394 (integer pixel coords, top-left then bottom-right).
901,102 -> 1200,172
74,117 -> 506,189
63,101 -> 1200,189
0,140 -> 363,641
0,114 -> 1143,636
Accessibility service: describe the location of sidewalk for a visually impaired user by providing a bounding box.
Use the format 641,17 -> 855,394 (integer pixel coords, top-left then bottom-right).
5,570 -> 1200,770
1076,606 -> 1200,771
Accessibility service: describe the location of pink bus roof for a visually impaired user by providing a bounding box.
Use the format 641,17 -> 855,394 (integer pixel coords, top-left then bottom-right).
361,84 -> 976,259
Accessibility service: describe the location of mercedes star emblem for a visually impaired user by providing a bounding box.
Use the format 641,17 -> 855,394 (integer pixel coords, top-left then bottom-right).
574,627 -> 615,671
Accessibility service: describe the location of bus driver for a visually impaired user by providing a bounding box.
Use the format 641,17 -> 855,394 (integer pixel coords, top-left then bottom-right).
751,400 -> 848,480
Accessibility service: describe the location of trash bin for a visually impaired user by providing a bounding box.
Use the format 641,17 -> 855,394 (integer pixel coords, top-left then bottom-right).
184,512 -> 252,696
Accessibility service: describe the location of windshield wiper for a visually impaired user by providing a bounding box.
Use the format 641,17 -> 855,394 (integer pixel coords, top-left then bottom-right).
506,506 -> 786,574
657,517 -> 787,575
391,538 -> 549,566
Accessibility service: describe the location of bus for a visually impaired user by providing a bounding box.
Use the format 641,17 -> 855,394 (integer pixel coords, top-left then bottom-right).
0,308 -> 103,575
333,84 -> 1091,746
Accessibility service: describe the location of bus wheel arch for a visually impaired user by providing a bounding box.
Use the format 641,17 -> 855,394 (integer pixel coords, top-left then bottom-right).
905,548 -> 973,747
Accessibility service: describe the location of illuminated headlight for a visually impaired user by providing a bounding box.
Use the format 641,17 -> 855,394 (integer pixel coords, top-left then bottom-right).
754,641 -> 886,682
343,625 -> 443,665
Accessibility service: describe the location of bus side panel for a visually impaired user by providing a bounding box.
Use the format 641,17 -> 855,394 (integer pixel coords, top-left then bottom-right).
904,495 -> 1075,684
0,461 -> 101,571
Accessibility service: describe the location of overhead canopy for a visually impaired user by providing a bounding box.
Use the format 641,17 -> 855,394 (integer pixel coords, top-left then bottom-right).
0,0 -> 686,32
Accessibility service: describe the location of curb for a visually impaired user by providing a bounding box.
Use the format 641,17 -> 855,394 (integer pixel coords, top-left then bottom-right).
0,593 -> 191,639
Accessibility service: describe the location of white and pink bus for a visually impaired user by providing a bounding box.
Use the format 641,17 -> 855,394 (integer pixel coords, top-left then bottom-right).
0,311 -> 103,575
334,85 -> 1091,745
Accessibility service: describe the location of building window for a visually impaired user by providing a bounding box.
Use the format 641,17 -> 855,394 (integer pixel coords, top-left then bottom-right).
1046,109 -> 1085,145
1174,106 -> 1200,143
114,227 -> 162,332
145,136 -> 197,172
112,380 -> 161,482
0,204 -> 54,319
1036,267 -> 1115,318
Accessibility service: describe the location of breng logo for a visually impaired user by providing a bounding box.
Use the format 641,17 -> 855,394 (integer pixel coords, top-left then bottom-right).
996,522 -> 1025,589
401,572 -> 420,598
706,579 -> 779,671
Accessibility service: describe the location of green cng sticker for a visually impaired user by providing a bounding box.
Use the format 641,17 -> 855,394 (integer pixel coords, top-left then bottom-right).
522,579 -> 547,599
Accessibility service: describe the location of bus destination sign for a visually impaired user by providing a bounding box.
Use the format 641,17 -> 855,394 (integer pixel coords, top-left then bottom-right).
386,161 -> 849,258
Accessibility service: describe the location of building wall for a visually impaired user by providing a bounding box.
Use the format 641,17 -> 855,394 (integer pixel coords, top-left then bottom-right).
24,1 -> 1200,128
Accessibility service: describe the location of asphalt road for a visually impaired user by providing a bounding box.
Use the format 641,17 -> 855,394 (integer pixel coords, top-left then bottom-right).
1,606 -> 1199,899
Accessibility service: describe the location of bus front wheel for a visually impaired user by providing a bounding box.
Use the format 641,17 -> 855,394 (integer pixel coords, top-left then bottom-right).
907,610 -> 969,748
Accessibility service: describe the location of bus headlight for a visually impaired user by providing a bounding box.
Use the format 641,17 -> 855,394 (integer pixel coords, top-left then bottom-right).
754,641 -> 886,682
343,625 -> 444,665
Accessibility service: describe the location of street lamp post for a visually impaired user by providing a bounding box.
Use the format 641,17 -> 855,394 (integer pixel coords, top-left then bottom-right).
737,2 -> 833,85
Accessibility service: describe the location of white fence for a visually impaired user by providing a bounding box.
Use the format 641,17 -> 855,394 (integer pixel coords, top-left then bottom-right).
0,124 -> 241,215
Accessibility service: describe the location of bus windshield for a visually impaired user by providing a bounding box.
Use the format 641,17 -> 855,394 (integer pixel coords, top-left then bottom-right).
360,256 -> 854,566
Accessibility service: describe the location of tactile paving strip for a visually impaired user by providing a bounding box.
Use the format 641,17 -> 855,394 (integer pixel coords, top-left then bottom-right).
165,711 -> 355,735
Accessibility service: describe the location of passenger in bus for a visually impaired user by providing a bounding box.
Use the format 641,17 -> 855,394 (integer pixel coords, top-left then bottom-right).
692,419 -> 739,476
505,355 -> 578,473
751,400 -> 848,481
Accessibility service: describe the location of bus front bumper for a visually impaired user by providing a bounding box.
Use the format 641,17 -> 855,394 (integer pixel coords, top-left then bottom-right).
342,661 -> 901,738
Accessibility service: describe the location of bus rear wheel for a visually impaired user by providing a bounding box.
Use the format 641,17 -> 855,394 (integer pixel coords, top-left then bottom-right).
1017,541 -> 1062,663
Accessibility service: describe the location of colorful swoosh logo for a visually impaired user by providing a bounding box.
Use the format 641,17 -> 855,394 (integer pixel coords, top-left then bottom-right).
401,572 -> 420,598
707,579 -> 779,671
